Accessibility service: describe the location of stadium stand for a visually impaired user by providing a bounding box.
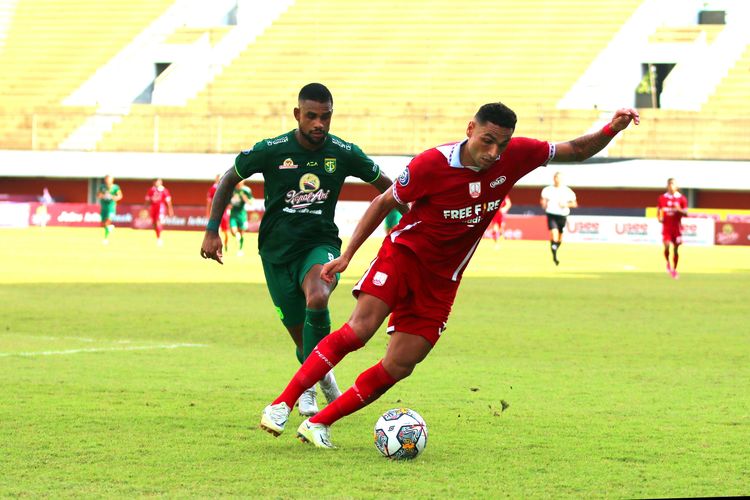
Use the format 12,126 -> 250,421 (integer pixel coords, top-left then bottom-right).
1,0 -> 749,161
96,0 -> 644,154
0,0 -> 172,148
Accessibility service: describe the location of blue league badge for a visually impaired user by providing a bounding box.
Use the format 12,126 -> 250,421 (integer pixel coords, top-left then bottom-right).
398,167 -> 410,186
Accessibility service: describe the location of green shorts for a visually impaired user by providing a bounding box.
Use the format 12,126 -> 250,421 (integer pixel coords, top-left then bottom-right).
262,245 -> 340,327
229,211 -> 247,230
100,205 -> 116,222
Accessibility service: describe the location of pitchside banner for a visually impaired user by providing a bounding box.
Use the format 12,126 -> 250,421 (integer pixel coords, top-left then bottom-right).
714,221 -> 750,246
25,203 -> 264,232
564,216 -> 714,246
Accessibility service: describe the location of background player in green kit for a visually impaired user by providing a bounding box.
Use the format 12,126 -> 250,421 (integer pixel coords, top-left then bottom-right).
97,174 -> 123,245
200,83 -> 399,416
229,181 -> 253,256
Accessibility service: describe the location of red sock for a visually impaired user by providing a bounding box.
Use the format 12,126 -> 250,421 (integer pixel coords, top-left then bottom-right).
673,252 -> 679,270
156,225 -> 162,238
273,323 -> 363,408
310,360 -> 397,426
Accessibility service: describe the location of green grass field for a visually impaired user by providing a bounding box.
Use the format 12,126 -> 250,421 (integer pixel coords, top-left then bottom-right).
1,227 -> 748,498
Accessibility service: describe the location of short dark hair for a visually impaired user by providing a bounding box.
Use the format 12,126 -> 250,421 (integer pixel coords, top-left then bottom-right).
298,83 -> 333,105
475,102 -> 517,129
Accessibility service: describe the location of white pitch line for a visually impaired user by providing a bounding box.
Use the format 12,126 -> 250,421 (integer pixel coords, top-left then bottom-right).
0,343 -> 206,357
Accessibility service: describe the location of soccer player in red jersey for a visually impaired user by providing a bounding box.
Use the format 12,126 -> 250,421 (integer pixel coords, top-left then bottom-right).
489,195 -> 511,248
206,174 -> 230,251
259,103 -> 640,448
656,178 -> 688,279
145,178 -> 174,245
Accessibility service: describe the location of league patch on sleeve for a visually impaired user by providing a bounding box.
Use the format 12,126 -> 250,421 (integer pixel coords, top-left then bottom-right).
241,147 -> 254,155
398,167 -> 410,186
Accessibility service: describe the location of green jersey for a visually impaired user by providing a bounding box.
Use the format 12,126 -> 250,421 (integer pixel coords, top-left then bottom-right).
229,186 -> 253,216
98,184 -> 121,209
234,130 -> 381,263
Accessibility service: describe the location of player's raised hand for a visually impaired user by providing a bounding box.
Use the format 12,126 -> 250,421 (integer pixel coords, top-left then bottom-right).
321,255 -> 349,284
200,231 -> 224,265
610,107 -> 640,131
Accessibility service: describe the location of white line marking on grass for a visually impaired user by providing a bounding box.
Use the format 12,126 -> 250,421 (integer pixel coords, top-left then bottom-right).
0,343 -> 206,357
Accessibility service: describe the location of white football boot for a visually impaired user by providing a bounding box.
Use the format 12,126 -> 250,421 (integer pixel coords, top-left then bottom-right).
319,370 -> 342,405
259,402 -> 290,437
297,387 -> 319,416
297,418 -> 335,449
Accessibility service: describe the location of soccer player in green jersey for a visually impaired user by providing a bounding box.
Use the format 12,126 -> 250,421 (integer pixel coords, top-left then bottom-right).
97,175 -> 123,245
229,181 -> 253,256
200,83 -> 399,416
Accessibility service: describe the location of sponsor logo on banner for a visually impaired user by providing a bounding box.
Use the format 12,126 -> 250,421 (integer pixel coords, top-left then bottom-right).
279,158 -> 298,169
490,176 -> 506,188
469,182 -> 481,198
373,271 -> 388,286
324,158 -> 337,173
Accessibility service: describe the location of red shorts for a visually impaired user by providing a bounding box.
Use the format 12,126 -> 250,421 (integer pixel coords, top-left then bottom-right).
353,242 -> 460,346
149,205 -> 164,224
221,209 -> 230,231
491,211 -> 504,225
662,226 -> 682,244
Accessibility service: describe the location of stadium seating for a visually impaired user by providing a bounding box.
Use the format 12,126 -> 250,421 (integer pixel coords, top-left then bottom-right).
1,0 -> 749,160
0,0 -> 172,148
96,0 -> 644,154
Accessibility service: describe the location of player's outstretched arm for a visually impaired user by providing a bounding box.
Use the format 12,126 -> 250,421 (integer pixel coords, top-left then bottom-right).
554,108 -> 640,162
321,187 -> 401,283
371,173 -> 408,215
201,167 -> 243,264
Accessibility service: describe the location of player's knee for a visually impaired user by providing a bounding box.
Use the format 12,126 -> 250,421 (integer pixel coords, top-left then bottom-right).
305,290 -> 330,309
382,358 -> 416,381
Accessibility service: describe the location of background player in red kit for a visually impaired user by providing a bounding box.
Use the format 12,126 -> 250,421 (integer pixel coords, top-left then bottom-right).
206,174 -> 230,251
145,178 -> 174,245
657,177 -> 688,279
488,195 -> 511,248
259,102 -> 640,448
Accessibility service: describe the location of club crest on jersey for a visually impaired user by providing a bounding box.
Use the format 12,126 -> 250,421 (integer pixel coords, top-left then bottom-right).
398,167 -> 410,186
299,173 -> 321,193
372,271 -> 388,286
490,176 -> 506,188
469,182 -> 481,198
279,158 -> 298,169
324,158 -> 337,173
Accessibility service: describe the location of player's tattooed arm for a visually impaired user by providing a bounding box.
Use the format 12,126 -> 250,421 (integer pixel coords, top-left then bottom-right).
553,108 -> 640,163
201,167 -> 242,264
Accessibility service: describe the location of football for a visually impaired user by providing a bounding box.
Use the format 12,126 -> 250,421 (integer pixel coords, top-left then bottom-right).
373,408 -> 428,460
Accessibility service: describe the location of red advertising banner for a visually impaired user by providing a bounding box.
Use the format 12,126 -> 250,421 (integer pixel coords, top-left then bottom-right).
483,215 -> 549,241
714,221 -> 750,246
28,202 -> 127,228
27,203 -> 264,232
128,206 -> 263,232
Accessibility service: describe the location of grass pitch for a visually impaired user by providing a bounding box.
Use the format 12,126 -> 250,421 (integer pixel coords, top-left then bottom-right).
1,227 -> 748,497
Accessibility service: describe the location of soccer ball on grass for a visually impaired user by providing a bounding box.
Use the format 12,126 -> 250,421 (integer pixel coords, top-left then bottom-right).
373,408 -> 428,460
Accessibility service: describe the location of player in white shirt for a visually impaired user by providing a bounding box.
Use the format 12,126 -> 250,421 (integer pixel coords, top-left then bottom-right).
540,172 -> 577,265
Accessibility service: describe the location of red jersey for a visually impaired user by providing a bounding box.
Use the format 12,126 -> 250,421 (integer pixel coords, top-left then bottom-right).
491,196 -> 510,224
146,186 -> 172,209
390,137 -> 553,281
207,182 -> 218,201
657,191 -> 687,232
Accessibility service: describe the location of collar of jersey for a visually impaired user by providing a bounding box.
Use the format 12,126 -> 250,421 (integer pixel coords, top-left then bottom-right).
448,139 -> 484,172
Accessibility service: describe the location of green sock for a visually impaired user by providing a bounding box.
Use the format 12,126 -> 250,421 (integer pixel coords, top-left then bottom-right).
302,308 -> 331,360
239,235 -> 244,250
104,226 -> 111,239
